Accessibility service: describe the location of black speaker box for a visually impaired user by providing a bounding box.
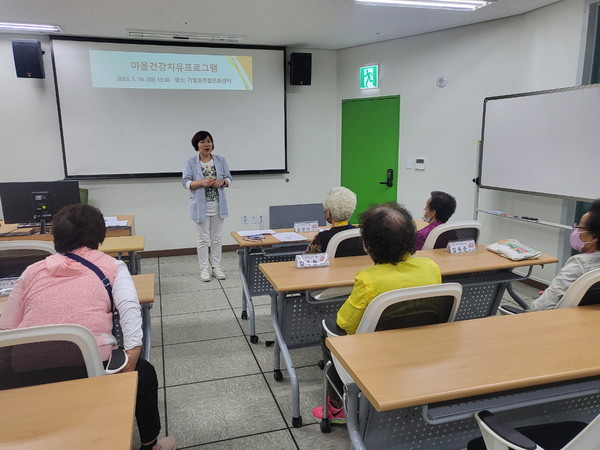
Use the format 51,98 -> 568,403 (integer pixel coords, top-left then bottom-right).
289,53 -> 311,86
12,39 -> 45,79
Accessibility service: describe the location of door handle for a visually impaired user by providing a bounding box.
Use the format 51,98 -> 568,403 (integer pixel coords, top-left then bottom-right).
379,169 -> 393,187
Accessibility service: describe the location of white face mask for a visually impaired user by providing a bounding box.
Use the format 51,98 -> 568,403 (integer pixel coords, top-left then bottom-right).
422,211 -> 431,223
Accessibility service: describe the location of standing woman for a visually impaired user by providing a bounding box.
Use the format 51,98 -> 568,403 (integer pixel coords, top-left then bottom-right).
183,131 -> 232,282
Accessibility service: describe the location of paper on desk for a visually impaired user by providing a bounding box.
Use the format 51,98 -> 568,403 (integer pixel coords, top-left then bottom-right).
104,217 -> 128,227
237,229 -> 275,237
272,232 -> 309,242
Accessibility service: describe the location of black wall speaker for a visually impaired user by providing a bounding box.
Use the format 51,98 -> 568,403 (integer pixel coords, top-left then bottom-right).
289,52 -> 311,86
12,39 -> 45,79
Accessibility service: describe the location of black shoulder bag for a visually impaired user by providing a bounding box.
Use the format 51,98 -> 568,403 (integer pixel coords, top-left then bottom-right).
65,253 -> 128,373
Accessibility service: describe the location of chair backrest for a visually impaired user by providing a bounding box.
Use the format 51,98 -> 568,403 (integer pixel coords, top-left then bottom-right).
0,324 -> 105,388
356,283 -> 462,334
269,203 -> 326,229
0,240 -> 56,278
421,220 -> 482,250
325,228 -> 366,259
556,268 -> 600,309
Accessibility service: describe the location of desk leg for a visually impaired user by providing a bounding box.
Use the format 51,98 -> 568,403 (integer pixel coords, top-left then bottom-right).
238,251 -> 257,343
270,291 -> 303,427
141,304 -> 152,361
346,384 -> 367,450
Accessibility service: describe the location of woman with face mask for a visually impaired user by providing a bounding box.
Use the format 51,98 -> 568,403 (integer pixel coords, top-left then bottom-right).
530,199 -> 600,310
415,191 -> 457,250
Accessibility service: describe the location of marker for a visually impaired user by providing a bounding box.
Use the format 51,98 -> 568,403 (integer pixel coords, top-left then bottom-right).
520,216 -> 538,221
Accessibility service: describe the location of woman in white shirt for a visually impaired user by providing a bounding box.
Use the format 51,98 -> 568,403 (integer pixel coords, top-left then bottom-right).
530,199 -> 600,310
182,131 -> 232,282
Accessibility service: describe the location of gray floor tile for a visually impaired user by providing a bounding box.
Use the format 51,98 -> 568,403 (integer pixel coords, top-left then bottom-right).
159,259 -> 203,277
166,375 -> 287,447
140,257 -> 159,275
150,293 -> 161,318
292,422 -> 351,449
161,289 -> 231,316
160,274 -> 222,294
185,429 -> 296,450
266,365 -> 325,427
163,337 -> 261,386
225,287 -> 271,308
161,309 -> 243,345
234,303 -> 274,337
251,332 -> 322,373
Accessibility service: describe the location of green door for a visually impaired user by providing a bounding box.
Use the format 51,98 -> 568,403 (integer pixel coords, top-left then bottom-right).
341,96 -> 399,223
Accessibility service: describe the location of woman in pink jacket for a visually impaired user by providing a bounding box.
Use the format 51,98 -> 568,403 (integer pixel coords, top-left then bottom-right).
0,204 -> 175,450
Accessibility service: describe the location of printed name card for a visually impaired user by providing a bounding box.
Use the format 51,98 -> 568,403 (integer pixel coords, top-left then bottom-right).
447,239 -> 477,254
294,221 -> 319,233
295,253 -> 330,268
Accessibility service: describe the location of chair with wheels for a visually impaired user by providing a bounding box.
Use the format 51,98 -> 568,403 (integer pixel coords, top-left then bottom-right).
0,324 -> 107,389
421,220 -> 482,250
0,240 -> 56,279
319,283 -> 462,433
498,267 -> 600,315
467,409 -> 600,450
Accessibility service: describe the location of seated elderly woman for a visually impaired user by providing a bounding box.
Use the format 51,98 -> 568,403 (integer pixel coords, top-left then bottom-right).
312,202 -> 441,424
415,190 -> 457,250
530,198 -> 600,310
306,186 -> 358,255
0,204 -> 176,450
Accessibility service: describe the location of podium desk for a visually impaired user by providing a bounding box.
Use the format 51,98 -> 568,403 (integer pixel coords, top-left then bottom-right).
1,273 -> 155,362
258,245 -> 558,427
0,371 -> 137,449
327,306 -> 600,449
0,215 -> 135,241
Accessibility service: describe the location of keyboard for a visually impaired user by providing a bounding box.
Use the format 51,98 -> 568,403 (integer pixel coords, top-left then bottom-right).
17,222 -> 48,228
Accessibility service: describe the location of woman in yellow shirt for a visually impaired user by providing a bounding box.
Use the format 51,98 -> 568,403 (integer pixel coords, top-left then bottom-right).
313,202 -> 441,423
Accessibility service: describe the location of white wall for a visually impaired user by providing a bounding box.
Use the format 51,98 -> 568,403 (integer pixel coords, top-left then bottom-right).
1,37 -> 338,250
338,0 -> 586,283
1,0 -> 592,285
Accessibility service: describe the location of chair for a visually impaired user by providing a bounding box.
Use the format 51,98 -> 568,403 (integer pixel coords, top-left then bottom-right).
310,228 -> 366,301
319,283 -> 462,432
0,324 -> 106,389
0,240 -> 56,279
498,268 -> 600,315
421,220 -> 482,250
269,203 -> 326,229
468,409 -> 600,450
325,228 -> 365,259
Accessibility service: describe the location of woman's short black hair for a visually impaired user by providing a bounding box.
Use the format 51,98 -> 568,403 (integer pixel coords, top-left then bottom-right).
360,202 -> 416,265
52,204 -> 106,254
191,130 -> 214,151
429,191 -> 457,223
586,199 -> 600,241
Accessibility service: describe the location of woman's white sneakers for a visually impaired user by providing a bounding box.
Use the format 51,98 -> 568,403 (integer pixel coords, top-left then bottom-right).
212,267 -> 226,280
200,269 -> 211,282
200,267 -> 225,281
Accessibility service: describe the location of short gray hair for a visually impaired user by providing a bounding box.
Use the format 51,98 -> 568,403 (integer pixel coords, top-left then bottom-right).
323,187 -> 357,222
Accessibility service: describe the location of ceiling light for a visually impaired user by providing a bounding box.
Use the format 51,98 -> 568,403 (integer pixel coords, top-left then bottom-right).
355,0 -> 496,11
128,30 -> 243,43
0,22 -> 62,33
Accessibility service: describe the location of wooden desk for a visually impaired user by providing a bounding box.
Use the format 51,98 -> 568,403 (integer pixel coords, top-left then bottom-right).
260,245 -> 558,292
100,235 -> 145,274
258,245 -> 558,426
327,307 -> 600,449
0,371 -> 137,449
1,273 -> 155,361
0,215 -> 135,241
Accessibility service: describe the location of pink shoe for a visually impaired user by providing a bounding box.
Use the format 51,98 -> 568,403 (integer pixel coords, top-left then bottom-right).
312,400 -> 346,424
153,435 -> 176,450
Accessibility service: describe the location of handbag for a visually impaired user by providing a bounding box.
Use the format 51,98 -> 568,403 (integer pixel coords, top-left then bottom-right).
65,253 -> 128,373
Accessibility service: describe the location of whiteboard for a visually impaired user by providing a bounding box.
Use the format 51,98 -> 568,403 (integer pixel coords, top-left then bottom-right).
479,84 -> 600,201
51,37 -> 286,178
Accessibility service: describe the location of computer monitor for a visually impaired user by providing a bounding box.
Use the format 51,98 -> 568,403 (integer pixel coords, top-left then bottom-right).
0,180 -> 81,225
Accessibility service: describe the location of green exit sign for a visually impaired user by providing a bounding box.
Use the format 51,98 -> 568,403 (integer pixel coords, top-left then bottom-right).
360,65 -> 379,89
